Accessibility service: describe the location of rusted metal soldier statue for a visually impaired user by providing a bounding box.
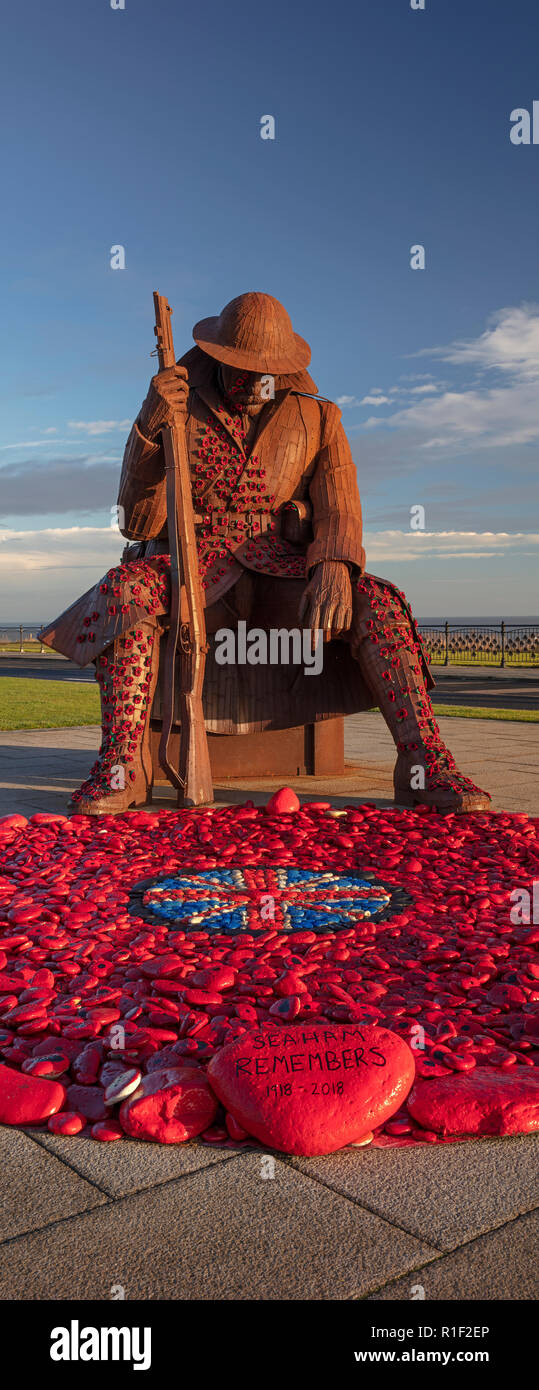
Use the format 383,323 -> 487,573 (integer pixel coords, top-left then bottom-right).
40,292 -> 490,814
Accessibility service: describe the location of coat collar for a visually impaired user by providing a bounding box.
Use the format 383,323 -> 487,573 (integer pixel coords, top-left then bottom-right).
180,346 -> 297,459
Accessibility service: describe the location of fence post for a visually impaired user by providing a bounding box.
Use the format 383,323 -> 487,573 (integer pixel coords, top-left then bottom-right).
19,625 -> 24,653
500,621 -> 505,668
444,621 -> 449,666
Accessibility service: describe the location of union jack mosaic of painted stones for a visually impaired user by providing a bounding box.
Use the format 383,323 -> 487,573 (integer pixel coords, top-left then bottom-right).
129,868 -> 410,935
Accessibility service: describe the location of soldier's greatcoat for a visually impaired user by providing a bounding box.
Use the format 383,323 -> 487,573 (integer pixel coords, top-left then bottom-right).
40,348 -> 432,733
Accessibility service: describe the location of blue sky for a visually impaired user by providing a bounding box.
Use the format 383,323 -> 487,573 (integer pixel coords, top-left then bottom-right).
1,0 -> 538,619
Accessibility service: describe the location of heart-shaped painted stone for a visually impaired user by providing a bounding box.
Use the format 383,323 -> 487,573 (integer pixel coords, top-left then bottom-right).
407,1066 -> 539,1137
0,1062 -> 66,1125
207,1023 -> 415,1155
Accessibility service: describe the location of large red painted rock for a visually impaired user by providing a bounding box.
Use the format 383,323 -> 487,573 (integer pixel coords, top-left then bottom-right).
207,1023 -> 415,1156
407,1066 -> 539,1137
0,1062 -> 66,1125
118,1066 -> 218,1144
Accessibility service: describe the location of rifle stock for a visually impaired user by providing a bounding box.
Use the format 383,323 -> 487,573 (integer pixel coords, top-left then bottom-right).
153,292 -> 213,806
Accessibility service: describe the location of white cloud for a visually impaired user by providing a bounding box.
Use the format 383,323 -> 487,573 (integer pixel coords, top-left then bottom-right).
1,525 -> 536,576
0,439 -> 71,451
425,304 -> 539,378
338,389 -> 391,408
0,526 -> 122,572
364,529 -> 539,563
68,420 -> 131,436
363,305 -> 539,449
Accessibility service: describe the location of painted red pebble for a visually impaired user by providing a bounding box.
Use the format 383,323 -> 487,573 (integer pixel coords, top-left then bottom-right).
225,1111 -> 249,1141
119,1066 -> 218,1143
207,1023 -> 415,1156
104,1068 -> 141,1105
201,1124 -> 229,1143
21,1052 -> 69,1079
0,1062 -> 66,1124
29,814 -> 68,826
488,984 -> 527,1008
48,1111 -> 86,1135
384,1117 -> 412,1136
275,971 -> 308,997
182,988 -> 223,1006
407,1066 -> 539,1137
189,968 -> 236,991
265,787 -> 301,814
140,954 -> 184,979
0,815 -> 28,830
268,996 -> 302,1020
91,1119 -> 124,1141
33,1037 -> 81,1060
66,1084 -> 107,1122
100,1059 -> 132,1088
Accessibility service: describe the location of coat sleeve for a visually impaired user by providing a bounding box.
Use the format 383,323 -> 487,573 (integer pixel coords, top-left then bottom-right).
306,402 -> 365,574
117,419 -> 167,541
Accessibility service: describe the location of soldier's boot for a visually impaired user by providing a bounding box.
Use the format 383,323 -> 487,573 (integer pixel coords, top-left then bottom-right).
354,577 -> 491,813
70,622 -> 160,815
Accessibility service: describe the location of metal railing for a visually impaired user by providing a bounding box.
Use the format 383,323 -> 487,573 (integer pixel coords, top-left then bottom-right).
418,623 -> 539,668
0,625 -> 47,653
0,622 -> 538,667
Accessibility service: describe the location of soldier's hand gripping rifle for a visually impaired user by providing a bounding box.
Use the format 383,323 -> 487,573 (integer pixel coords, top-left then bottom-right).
153,292 -> 213,806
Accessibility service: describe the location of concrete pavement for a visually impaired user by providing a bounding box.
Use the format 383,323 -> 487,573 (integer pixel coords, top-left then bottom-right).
0,709 -> 537,817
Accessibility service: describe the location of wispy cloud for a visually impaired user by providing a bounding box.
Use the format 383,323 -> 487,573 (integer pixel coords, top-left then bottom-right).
416,304 -> 539,378
68,420 -> 131,436
364,529 -> 539,563
0,526 -> 122,571
337,391 -> 391,408
362,305 -> 539,449
0,438 -> 71,451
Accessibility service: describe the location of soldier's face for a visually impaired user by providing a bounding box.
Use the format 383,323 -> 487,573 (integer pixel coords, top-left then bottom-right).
221,365 -> 266,408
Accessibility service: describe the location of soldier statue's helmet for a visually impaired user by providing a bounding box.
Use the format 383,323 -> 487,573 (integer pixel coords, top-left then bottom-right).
192,292 -> 311,375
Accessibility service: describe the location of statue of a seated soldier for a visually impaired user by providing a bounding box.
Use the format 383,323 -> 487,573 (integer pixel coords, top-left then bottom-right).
39,292 -> 490,815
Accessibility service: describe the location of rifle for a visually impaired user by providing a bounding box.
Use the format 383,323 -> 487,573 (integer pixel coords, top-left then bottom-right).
153,291 -> 213,806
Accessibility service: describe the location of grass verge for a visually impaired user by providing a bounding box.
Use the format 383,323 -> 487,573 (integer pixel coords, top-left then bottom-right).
432,703 -> 538,722
0,678 -> 99,730
0,679 -> 536,731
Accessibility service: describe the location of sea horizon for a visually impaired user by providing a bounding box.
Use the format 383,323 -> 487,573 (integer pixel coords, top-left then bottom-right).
1,614 -> 539,629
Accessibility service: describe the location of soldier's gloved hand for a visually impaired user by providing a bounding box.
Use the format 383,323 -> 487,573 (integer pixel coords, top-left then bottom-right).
298,560 -> 353,643
139,365 -> 189,439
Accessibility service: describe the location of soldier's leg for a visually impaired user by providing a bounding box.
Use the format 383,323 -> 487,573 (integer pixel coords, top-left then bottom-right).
348,574 -> 491,812
71,563 -> 256,813
70,557 -> 171,814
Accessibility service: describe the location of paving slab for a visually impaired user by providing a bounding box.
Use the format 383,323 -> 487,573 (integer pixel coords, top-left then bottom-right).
30,1129 -> 232,1198
365,1209 -> 539,1301
290,1134 -> 539,1251
0,712 -> 537,814
0,1127 -> 105,1241
0,1153 -> 437,1301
